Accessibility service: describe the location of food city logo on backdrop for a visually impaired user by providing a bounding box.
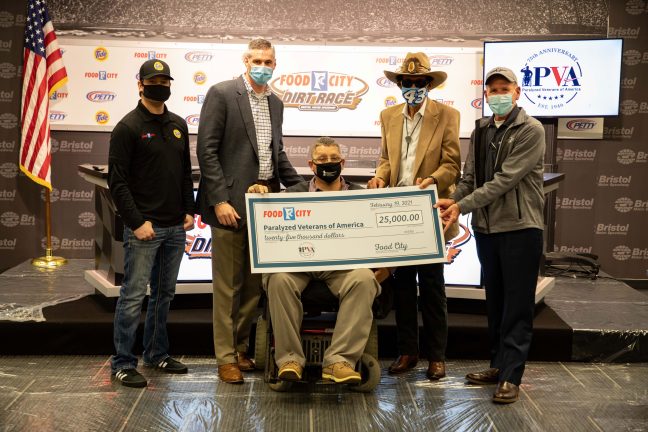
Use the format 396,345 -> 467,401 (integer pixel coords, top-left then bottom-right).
1,211 -> 35,228
84,70 -> 118,80
617,148 -> 648,165
614,196 -> 648,213
49,91 -> 69,103
133,50 -> 167,60
519,48 -> 582,113
270,71 -> 369,112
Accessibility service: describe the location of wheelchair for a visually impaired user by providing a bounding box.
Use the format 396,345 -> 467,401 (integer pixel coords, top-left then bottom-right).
254,276 -> 392,393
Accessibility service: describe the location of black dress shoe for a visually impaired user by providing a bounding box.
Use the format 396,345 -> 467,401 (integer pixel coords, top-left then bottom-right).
388,354 -> 419,374
426,361 -> 446,380
466,368 -> 499,385
493,381 -> 519,404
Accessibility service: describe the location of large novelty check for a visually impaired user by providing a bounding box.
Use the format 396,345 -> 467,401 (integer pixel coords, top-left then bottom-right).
246,186 -> 447,273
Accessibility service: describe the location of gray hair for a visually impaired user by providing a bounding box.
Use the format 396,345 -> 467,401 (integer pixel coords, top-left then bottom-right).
244,38 -> 275,58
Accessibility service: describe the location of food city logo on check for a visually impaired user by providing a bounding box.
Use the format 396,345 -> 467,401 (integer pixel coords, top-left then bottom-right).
519,48 -> 582,112
269,71 -> 368,112
263,208 -> 311,220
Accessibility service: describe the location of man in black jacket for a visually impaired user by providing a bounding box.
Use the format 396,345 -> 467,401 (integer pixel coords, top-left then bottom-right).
108,59 -> 195,388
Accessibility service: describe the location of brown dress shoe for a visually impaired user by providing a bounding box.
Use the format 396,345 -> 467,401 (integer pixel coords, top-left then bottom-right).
388,354 -> 419,374
466,368 -> 499,385
426,361 -> 446,380
218,363 -> 244,384
237,352 -> 256,371
493,381 -> 519,404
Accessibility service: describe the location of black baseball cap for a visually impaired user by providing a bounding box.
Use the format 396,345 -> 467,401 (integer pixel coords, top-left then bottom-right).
139,59 -> 174,80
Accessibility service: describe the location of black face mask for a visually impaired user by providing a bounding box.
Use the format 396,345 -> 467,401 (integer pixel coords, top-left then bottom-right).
314,161 -> 342,184
142,84 -> 171,102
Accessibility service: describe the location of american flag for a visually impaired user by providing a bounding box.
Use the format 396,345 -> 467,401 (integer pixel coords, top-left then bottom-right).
19,0 -> 67,190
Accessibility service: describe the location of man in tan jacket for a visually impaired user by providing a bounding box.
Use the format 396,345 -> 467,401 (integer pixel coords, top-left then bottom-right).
368,52 -> 461,381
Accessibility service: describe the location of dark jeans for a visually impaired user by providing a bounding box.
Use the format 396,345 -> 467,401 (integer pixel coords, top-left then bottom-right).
111,224 -> 185,373
475,228 -> 543,386
393,263 -> 447,361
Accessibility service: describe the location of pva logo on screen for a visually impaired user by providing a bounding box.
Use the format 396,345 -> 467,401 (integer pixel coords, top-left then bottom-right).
270,71 -> 369,112
94,47 -> 108,61
519,48 -> 582,111
95,111 -> 109,124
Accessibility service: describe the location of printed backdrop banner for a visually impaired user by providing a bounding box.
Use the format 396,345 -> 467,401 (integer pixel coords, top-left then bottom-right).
51,40 -> 484,138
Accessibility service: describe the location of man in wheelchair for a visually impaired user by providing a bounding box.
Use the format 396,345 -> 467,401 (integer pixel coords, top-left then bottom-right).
262,137 -> 382,384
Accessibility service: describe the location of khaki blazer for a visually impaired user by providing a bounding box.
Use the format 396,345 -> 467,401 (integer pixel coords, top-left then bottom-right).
376,99 -> 461,239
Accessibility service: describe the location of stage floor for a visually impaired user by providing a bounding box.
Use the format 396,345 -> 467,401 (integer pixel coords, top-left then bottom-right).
0,260 -> 647,362
0,356 -> 646,431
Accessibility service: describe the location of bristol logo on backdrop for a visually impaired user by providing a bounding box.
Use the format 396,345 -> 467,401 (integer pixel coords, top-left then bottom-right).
519,48 -> 582,113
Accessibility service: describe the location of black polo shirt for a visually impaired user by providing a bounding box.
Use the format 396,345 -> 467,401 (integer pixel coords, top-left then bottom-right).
108,101 -> 194,230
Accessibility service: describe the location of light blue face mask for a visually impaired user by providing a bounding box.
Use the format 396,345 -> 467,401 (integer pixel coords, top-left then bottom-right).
401,87 -> 428,106
487,93 -> 514,116
249,66 -> 273,85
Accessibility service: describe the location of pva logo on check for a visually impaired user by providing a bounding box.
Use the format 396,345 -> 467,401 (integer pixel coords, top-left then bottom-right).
263,208 -> 312,220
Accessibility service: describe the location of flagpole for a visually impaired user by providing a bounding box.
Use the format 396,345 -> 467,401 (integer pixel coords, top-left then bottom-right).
31,188 -> 67,269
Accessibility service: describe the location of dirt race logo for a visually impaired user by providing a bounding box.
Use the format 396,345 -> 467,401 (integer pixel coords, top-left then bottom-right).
270,71 -> 368,112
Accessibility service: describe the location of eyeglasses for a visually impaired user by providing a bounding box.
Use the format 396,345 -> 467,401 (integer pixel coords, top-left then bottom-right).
313,156 -> 342,164
401,78 -> 430,88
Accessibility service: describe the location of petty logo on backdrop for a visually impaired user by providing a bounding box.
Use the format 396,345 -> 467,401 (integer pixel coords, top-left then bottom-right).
270,71 -> 368,112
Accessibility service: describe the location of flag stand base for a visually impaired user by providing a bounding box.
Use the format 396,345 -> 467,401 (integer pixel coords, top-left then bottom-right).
32,249 -> 67,269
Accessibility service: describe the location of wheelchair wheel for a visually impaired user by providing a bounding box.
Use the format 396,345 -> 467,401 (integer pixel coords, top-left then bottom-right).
363,320 -> 379,360
349,353 -> 380,393
268,380 -> 293,392
254,316 -> 268,370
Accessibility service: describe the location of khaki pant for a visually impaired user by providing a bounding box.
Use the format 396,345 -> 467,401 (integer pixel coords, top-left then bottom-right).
211,227 -> 262,365
263,269 -> 380,368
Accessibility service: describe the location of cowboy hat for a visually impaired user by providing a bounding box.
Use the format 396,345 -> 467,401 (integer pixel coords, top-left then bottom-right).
384,52 -> 447,89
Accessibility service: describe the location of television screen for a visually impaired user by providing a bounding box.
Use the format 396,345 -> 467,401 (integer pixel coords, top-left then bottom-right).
482,39 -> 623,117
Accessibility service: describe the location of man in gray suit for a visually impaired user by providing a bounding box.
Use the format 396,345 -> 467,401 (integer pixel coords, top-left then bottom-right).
197,39 -> 303,384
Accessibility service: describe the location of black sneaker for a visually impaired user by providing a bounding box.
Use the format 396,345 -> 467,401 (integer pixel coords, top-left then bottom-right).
112,368 -> 147,388
145,357 -> 188,374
